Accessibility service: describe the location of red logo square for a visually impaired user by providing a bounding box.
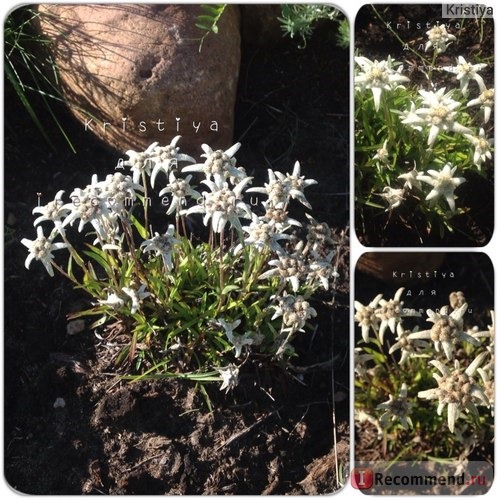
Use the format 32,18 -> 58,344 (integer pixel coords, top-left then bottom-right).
351,468 -> 374,489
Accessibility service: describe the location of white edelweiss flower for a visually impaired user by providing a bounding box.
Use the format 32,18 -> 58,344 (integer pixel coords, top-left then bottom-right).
182,142 -> 244,184
97,172 -> 143,212
467,86 -> 494,124
21,226 -> 68,277
464,128 -> 493,168
184,177 -> 253,233
354,293 -> 383,342
217,318 -> 254,358
375,288 -> 420,343
124,142 -> 159,184
259,245 -> 308,293
355,55 -> 409,111
376,383 -> 414,430
122,284 -> 151,314
159,172 -> 201,216
32,190 -> 69,232
408,303 -> 480,360
441,56 -> 487,97
398,165 -> 424,191
372,139 -> 389,164
425,24 -> 456,54
271,293 -> 317,332
149,136 -> 196,187
308,250 -> 337,291
388,323 -> 430,366
403,88 -> 472,147
217,363 -> 240,393
62,178 -> 118,241
240,214 -> 292,254
379,186 -> 405,211
398,101 -> 424,132
98,292 -> 125,309
248,162 -> 317,209
418,353 -> 489,433
417,163 -> 466,212
140,225 -> 179,271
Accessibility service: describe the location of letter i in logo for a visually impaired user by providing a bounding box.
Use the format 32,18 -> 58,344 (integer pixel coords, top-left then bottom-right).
351,468 -> 374,489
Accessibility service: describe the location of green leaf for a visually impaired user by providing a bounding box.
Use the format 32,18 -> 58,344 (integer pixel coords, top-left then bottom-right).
221,284 -> 239,295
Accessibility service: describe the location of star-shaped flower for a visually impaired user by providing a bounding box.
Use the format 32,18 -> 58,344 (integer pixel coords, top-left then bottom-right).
417,163 -> 466,211
377,383 -> 414,430
354,293 -> 383,342
464,128 -> 493,168
407,303 -> 480,360
467,86 -> 494,124
418,353 -> 489,433
442,56 -> 487,96
217,364 -> 239,393
402,88 -> 471,147
379,186 -> 405,211
398,165 -> 424,191
425,24 -> 456,54
140,225 -> 180,271
355,56 -> 409,111
21,226 -> 68,277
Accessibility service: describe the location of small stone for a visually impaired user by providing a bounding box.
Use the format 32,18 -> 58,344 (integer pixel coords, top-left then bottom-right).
67,319 -> 85,335
53,397 -> 66,409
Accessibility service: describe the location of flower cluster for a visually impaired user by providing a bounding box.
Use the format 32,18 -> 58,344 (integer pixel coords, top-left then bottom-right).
355,286 -> 493,461
355,20 -> 494,242
22,137 -> 340,394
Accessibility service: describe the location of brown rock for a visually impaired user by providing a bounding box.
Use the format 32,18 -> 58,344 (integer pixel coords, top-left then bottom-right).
37,4 -> 241,155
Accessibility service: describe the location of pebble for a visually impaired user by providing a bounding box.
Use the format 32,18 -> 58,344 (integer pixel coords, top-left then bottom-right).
53,397 -> 66,409
66,319 -> 85,335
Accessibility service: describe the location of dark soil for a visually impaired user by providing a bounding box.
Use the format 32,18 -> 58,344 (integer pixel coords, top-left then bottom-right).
354,4 -> 494,247
4,8 -> 349,494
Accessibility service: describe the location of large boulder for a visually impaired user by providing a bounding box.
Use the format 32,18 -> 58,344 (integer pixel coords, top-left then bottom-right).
37,4 -> 241,155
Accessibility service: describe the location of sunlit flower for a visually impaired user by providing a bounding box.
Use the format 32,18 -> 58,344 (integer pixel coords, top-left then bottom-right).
418,353 -> 489,433
441,56 -> 487,96
398,165 -> 424,191
259,245 -> 308,292
122,284 -> 151,314
425,24 -> 456,54
379,186 -> 405,211
248,162 -> 317,209
354,293 -> 383,342
389,323 -> 430,365
97,292 -> 125,309
464,128 -> 493,168
98,173 -> 143,212
241,214 -> 292,253
217,363 -> 239,392
417,163 -> 466,211
149,136 -> 196,187
375,288 -> 420,343
355,55 -> 409,111
21,226 -> 68,277
140,225 -> 179,270
182,143 -> 244,183
402,88 -> 471,146
308,250 -> 337,291
372,139 -> 389,164
408,303 -> 480,360
467,86 -> 494,124
124,142 -> 158,184
185,177 -> 253,233
377,383 -> 413,430
158,172 -> 201,215
32,190 -> 69,231
271,293 -> 317,332
304,215 -> 334,255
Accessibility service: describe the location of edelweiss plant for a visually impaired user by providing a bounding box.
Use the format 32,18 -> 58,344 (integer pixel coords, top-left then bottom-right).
355,288 -> 494,463
355,16 -> 494,242
21,137 -> 340,395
